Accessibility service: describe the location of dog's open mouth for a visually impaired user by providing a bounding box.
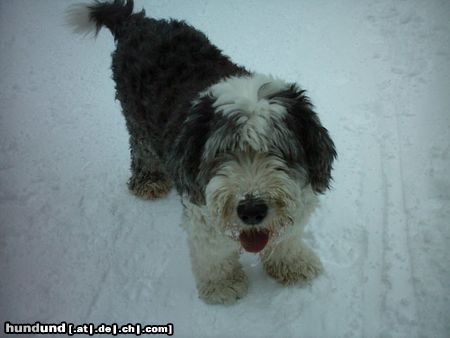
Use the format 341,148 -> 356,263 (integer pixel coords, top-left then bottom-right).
239,228 -> 270,253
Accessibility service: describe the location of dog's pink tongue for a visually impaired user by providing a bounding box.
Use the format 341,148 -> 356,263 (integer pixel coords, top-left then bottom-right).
239,229 -> 269,253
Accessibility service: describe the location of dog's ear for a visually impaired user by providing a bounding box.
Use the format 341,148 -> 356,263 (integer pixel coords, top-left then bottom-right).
167,96 -> 215,205
270,85 -> 337,193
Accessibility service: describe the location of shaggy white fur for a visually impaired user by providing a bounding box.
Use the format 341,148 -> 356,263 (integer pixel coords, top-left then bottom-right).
182,198 -> 247,304
184,149 -> 322,304
201,74 -> 294,159
177,74 -> 328,304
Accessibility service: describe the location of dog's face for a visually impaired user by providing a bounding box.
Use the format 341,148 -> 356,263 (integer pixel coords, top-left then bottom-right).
169,74 -> 336,252
205,149 -> 310,252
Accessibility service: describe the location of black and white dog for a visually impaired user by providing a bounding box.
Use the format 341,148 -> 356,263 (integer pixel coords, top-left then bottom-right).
67,0 -> 336,304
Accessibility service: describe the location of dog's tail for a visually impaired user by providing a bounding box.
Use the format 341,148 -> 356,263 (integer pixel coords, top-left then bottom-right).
66,0 -> 134,38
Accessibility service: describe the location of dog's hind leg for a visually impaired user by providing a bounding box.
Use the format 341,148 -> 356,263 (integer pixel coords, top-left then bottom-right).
126,124 -> 172,199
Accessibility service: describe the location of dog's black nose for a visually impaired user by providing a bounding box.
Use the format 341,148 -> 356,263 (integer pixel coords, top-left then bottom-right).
237,199 -> 268,225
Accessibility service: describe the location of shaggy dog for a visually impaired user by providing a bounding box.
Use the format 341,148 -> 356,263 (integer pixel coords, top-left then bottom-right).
67,0 -> 336,304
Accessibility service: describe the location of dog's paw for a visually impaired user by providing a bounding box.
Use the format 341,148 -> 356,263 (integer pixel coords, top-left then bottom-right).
197,268 -> 248,305
263,246 -> 323,285
128,173 -> 172,199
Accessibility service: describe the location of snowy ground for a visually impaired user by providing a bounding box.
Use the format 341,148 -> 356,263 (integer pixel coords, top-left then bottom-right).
1,0 -> 449,337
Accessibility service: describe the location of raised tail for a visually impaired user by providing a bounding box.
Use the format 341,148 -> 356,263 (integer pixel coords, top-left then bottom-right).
66,0 -> 134,37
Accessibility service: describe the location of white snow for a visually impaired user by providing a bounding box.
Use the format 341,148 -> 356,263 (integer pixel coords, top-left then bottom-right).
1,0 -> 449,337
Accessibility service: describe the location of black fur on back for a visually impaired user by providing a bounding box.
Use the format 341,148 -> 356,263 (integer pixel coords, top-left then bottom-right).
90,0 -> 249,203
84,1 -> 335,203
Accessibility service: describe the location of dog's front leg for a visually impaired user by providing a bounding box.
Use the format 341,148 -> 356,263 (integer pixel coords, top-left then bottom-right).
261,226 -> 323,285
187,226 -> 248,305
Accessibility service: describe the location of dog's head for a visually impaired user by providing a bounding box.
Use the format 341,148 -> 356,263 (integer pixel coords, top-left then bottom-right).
169,74 -> 336,252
